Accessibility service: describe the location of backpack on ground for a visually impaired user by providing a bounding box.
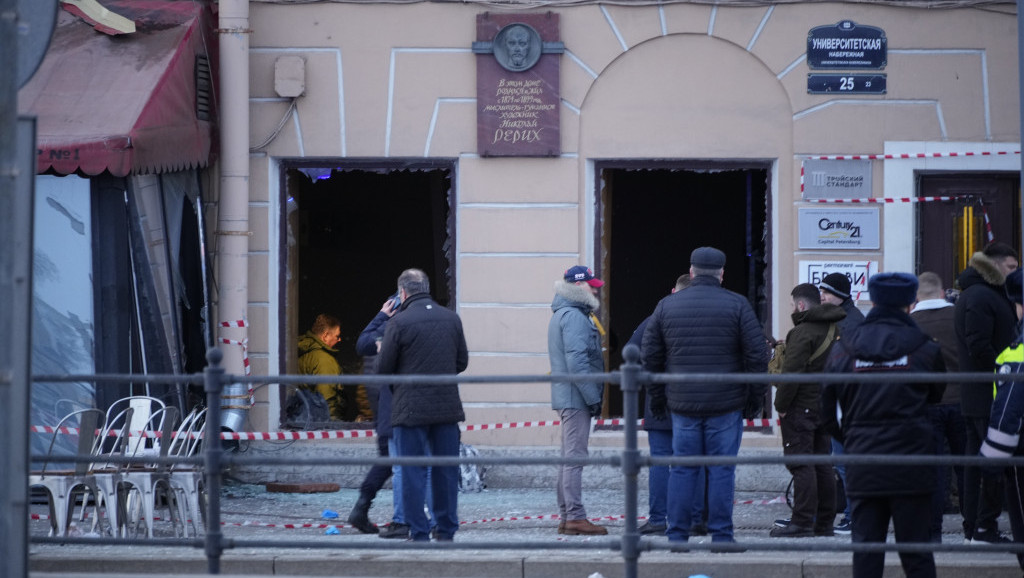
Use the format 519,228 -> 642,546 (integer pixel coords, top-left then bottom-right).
283,388 -> 330,429
458,442 -> 486,493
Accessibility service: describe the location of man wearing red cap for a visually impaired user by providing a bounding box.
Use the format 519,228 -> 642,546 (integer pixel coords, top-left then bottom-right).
548,265 -> 608,535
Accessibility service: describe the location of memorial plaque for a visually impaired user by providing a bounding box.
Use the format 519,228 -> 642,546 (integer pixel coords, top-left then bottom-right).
474,13 -> 562,157
807,20 -> 886,70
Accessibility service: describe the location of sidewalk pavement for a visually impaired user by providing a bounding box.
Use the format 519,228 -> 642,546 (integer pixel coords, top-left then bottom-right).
28,482 -> 1023,578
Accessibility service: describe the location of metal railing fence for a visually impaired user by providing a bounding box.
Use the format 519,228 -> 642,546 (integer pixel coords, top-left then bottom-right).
24,344 -> 1024,578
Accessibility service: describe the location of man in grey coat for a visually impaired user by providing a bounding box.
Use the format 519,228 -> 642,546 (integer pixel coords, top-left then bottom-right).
548,265 -> 608,536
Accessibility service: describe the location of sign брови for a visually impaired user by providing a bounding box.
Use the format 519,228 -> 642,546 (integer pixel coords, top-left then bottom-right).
473,13 -> 563,157
800,260 -> 877,301
807,20 -> 886,70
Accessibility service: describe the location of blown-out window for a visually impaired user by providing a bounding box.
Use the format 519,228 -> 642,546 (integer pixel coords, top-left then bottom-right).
30,171 -> 212,458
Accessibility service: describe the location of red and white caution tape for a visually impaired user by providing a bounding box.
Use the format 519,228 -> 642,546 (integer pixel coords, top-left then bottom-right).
808,196 -> 957,204
802,150 -> 1019,160
805,194 -> 998,243
29,426 -> 202,440
978,197 -> 996,243
222,429 -> 375,441
32,499 -> 788,530
463,420 -> 562,432
32,418 -> 781,441
219,319 -> 254,407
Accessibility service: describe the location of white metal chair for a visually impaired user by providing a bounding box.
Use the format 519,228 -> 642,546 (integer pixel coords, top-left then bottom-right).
28,408 -> 105,537
118,405 -> 181,538
90,395 -> 166,537
87,404 -> 137,537
103,396 -> 167,459
167,406 -> 207,536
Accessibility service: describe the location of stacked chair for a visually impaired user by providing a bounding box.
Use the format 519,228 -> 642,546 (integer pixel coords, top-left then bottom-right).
31,397 -> 207,539
28,408 -> 106,537
118,405 -> 180,538
166,406 -> 208,536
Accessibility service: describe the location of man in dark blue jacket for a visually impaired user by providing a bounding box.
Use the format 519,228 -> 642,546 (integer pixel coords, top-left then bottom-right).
377,268 -> 469,542
347,294 -> 404,536
823,272 -> 946,578
642,246 -> 768,548
627,274 -> 708,537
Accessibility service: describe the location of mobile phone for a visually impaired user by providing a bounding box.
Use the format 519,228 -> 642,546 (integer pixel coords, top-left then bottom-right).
390,291 -> 402,309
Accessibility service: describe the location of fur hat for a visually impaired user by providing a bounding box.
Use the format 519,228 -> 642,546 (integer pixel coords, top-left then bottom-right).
868,272 -> 918,308
690,246 -> 726,269
819,273 -> 852,300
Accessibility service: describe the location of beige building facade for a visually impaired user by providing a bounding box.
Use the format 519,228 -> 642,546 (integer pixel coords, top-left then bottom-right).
223,0 -> 1021,446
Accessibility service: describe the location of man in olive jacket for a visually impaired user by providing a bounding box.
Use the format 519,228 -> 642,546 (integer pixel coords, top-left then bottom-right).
770,283 -> 844,538
297,314 -> 344,419
548,265 -> 608,536
377,268 -> 468,542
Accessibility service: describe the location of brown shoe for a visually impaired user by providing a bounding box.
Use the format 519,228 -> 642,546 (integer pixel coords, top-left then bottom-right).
557,521 -> 566,534
562,519 -> 608,536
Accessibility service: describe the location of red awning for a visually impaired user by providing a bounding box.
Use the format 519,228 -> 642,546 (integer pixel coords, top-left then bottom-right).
18,1 -> 217,177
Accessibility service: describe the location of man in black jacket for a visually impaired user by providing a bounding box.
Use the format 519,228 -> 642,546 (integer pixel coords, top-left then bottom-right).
955,242 -> 1018,544
824,272 -> 946,578
819,271 -> 866,534
911,271 -> 964,543
642,246 -> 768,549
377,268 -> 469,542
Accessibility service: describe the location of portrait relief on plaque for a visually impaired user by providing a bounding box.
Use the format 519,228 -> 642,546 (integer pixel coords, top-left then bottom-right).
493,23 -> 542,72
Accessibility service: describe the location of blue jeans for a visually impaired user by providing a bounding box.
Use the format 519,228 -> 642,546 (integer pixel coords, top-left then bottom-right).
647,428 -> 672,525
666,411 -> 743,542
394,423 -> 459,541
389,436 -> 434,526
648,429 -> 705,526
833,438 -> 851,520
928,403 -> 965,540
388,437 -> 405,524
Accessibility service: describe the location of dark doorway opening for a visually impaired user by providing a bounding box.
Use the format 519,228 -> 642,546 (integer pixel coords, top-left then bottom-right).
281,161 -> 456,422
596,162 -> 771,417
917,173 -> 1020,288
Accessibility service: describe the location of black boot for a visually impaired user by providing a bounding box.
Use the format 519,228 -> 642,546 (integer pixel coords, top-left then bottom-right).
347,493 -> 378,534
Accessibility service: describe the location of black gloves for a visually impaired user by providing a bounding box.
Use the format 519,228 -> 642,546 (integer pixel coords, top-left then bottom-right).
649,395 -> 667,419
742,395 -> 764,420
587,402 -> 603,418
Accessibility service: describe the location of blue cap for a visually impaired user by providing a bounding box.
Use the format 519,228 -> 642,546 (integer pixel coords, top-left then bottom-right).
564,265 -> 604,287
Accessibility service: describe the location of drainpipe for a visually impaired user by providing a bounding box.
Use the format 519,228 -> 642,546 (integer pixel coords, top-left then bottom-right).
216,0 -> 251,433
